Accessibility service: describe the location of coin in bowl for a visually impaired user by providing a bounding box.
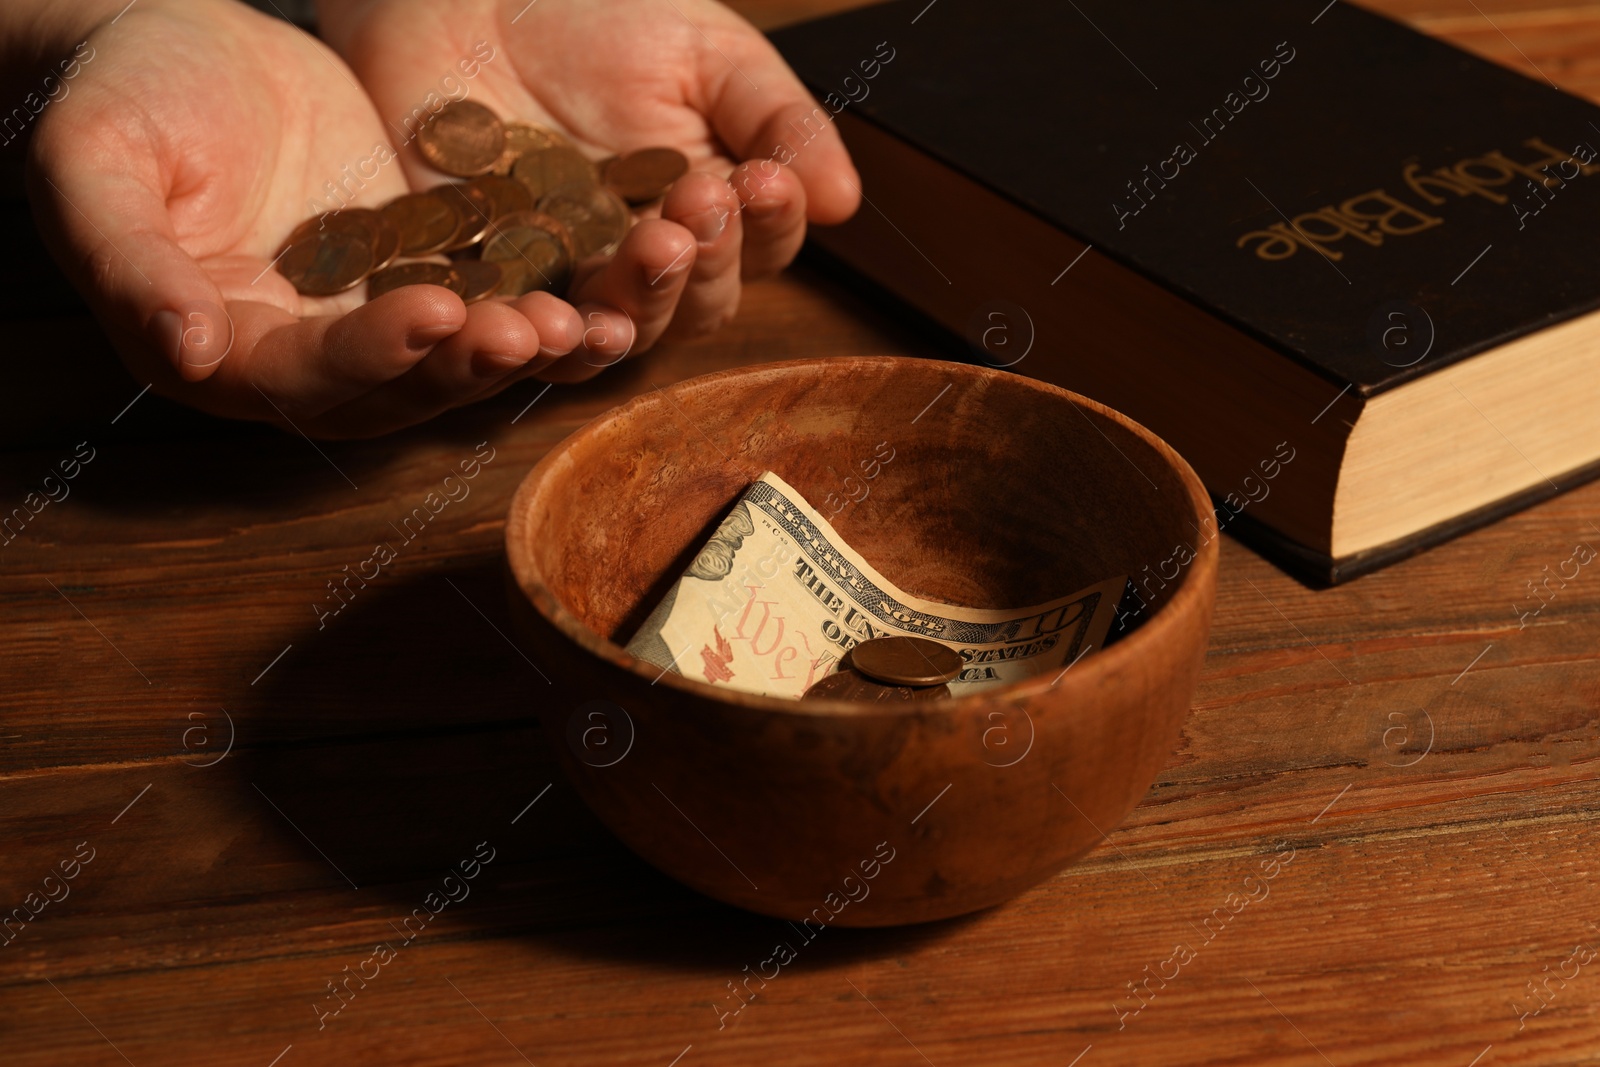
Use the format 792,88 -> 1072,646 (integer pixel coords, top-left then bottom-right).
849,636 -> 965,687
801,669 -> 948,703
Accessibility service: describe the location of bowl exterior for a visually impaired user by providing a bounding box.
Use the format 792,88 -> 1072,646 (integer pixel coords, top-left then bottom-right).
505,356 -> 1218,925
509,570 -> 1213,926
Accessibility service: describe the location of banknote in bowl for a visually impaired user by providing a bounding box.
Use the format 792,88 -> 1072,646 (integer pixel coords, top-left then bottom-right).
626,471 -> 1125,700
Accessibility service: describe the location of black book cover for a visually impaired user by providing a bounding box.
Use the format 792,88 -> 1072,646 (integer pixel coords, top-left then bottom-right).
770,0 -> 1600,396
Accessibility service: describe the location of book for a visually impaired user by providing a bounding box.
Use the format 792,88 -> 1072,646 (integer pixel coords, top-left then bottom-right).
769,0 -> 1600,584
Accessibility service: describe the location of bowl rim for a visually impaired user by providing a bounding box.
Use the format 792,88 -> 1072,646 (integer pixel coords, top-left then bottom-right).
505,356 -> 1219,718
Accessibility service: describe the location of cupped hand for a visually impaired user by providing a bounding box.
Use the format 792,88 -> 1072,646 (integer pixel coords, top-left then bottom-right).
28,0 -> 559,437
318,0 -> 862,384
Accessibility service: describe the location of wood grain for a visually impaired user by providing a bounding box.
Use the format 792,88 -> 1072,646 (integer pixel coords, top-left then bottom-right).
3,1 -> 1600,1065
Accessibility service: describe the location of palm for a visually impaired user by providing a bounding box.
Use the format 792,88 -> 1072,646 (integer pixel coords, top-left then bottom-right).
326,0 -> 859,376
40,1 -> 410,320
499,1 -> 747,175
338,0 -> 808,188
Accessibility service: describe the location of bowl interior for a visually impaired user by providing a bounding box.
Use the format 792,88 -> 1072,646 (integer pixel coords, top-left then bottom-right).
520,358 -> 1203,660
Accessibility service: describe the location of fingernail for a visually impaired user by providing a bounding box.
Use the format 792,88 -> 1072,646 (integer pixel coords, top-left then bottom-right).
576,303 -> 633,367
474,349 -> 530,377
683,206 -> 727,244
152,302 -> 234,377
406,322 -> 457,351
647,245 -> 694,285
745,198 -> 785,219
537,312 -> 583,357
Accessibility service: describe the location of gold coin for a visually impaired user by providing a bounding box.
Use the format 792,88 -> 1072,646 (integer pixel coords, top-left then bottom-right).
482,210 -> 574,296
278,228 -> 374,296
604,147 -> 689,205
434,182 -> 497,250
340,211 -> 403,273
277,209 -> 401,274
467,174 -> 535,220
330,208 -> 403,272
416,100 -> 505,178
368,217 -> 402,271
849,636 -> 965,687
381,192 -> 461,256
492,121 -> 572,175
366,261 -> 466,300
801,668 -> 949,703
513,145 -> 600,201
280,208 -> 377,251
537,183 -> 630,260
281,209 -> 364,249
452,260 -> 504,304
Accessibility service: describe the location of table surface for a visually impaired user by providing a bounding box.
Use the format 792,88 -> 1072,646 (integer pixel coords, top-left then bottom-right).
5,1 -> 1600,1064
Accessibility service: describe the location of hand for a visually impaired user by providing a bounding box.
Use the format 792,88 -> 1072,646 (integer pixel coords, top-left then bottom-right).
27,0 -> 570,437
317,0 -> 862,383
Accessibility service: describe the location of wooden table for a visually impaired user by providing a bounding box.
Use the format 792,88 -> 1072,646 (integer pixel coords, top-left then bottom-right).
4,2 -> 1599,1064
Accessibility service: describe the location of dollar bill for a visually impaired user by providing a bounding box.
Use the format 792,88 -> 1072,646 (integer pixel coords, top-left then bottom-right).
626,471 -> 1125,700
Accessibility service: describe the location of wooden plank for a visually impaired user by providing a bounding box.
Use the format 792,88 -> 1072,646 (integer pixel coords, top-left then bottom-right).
2,751 -> 1598,1066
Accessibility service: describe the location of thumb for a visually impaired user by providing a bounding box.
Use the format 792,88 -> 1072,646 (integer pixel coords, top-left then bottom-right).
27,138 -> 232,383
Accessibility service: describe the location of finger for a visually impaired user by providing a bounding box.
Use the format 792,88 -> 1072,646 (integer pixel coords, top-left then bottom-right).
510,290 -> 585,368
382,296 -> 541,395
209,285 -> 466,422
346,291 -> 587,417
696,19 -> 861,224
568,219 -> 695,355
462,292 -> 585,395
658,172 -> 744,340
27,129 -> 230,383
727,160 -> 807,280
454,359 -> 552,408
295,297 -> 540,437
535,305 -> 637,384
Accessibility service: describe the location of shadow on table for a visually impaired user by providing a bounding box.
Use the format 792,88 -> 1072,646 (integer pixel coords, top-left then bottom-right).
235,556 -> 983,977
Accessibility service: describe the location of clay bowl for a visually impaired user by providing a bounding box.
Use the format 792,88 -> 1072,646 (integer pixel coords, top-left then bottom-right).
505,356 -> 1217,926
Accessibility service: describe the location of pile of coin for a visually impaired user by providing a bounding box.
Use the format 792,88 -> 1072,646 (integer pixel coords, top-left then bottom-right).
275,99 -> 690,303
802,636 -> 963,703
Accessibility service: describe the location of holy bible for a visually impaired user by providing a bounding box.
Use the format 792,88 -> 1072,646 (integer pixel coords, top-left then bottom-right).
770,0 -> 1600,584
